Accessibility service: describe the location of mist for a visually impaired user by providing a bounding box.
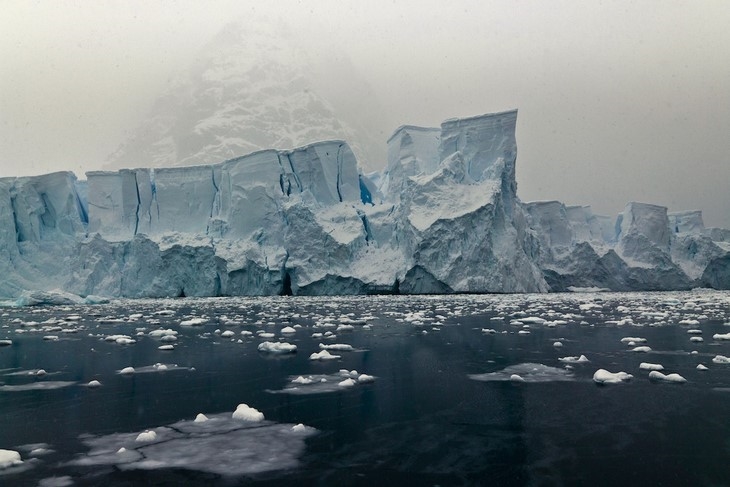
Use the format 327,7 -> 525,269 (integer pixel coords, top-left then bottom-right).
1,0 -> 728,228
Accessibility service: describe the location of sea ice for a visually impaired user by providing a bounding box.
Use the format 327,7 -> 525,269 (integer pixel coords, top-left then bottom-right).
0,449 -> 22,469
257,341 -> 297,354
194,413 -> 208,422
309,350 -> 341,360
712,355 -> 730,364
713,333 -> 730,340
86,380 -> 102,388
648,371 -> 687,383
558,355 -> 589,363
318,343 -> 354,351
180,318 -> 207,326
470,363 -> 574,383
593,369 -> 633,384
639,363 -> 664,371
135,430 -> 157,442
232,403 -> 265,422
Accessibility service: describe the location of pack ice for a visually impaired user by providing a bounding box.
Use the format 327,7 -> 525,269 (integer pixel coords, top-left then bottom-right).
1,110 -> 728,300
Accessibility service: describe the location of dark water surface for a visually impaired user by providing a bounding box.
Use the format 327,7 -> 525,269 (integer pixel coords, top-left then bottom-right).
1,291 -> 730,486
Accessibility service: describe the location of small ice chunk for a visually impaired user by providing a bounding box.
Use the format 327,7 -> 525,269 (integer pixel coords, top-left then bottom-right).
180,318 -> 207,326
631,346 -> 652,353
232,403 -> 264,422
593,369 -> 633,384
687,329 -> 702,335
35,369 -> 47,376
697,364 -> 709,371
510,374 -> 526,382
357,374 -> 375,383
309,350 -> 341,361
336,324 -> 354,332
257,332 -> 275,339
86,380 -> 102,388
291,423 -> 306,432
0,339 -> 12,346
319,343 -> 354,351
558,355 -> 589,363
154,363 -> 168,371
158,344 -> 174,350
690,336 -> 703,343
292,376 -> 314,385
649,371 -> 687,383
220,330 -> 235,338
639,363 -> 664,371
257,341 -> 297,354
119,366 -> 135,375
194,413 -> 208,423
621,337 -> 647,344
43,335 -> 59,341
280,326 -> 296,334
553,341 -> 563,348
481,328 -> 497,334
713,333 -> 730,341
518,330 -> 530,335
712,355 -> 730,364
135,430 -> 157,442
338,378 -> 356,387
0,449 -> 22,469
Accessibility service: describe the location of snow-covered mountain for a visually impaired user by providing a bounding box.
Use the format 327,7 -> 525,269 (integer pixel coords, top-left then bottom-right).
105,21 -> 384,172
1,110 -> 729,301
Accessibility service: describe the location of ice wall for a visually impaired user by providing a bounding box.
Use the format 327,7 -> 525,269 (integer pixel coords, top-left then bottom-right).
2,110 -> 729,299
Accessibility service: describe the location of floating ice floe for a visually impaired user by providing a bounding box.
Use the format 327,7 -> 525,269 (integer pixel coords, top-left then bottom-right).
280,326 -> 296,334
269,370 -> 375,395
639,363 -> 664,371
69,412 -> 316,476
553,341 -> 563,347
118,363 -> 190,375
630,346 -> 652,353
180,317 -> 207,326
481,328 -> 497,334
257,341 -> 297,354
119,367 -> 135,375
648,371 -> 687,383
135,430 -> 157,442
593,369 -> 633,384
690,336 -> 704,343
220,330 -> 235,338
232,403 -> 265,422
712,355 -> 730,364
621,337 -> 647,344
194,413 -> 208,423
0,449 -> 22,469
158,345 -> 174,350
86,380 -> 102,388
0,381 -> 76,392
309,350 -> 340,361
0,340 -> 11,346
318,343 -> 354,351
697,364 -> 709,371
469,363 -> 574,383
713,333 -> 730,341
558,355 -> 589,363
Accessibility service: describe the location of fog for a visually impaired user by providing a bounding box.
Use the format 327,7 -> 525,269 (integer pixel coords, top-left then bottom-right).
1,1 -> 729,228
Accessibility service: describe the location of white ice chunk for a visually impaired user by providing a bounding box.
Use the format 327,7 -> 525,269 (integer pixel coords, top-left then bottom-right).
648,371 -> 687,383
639,363 -> 664,371
558,355 -> 589,363
309,350 -> 341,361
232,403 -> 265,422
593,369 -> 633,384
135,430 -> 157,442
194,413 -> 208,423
0,449 -> 22,469
257,341 -> 297,354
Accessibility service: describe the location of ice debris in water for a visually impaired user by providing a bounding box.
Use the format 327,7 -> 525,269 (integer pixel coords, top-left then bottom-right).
280,326 -> 296,334
180,317 -> 207,326
648,371 -> 687,383
194,413 -> 208,423
318,343 -> 354,351
232,403 -> 265,422
712,355 -> 730,364
0,449 -> 22,469
639,363 -> 664,371
0,339 -> 12,346
697,364 -> 709,371
70,411 -> 316,476
257,341 -> 297,354
558,355 -> 589,363
309,350 -> 341,360
119,367 -> 135,375
270,371 -> 375,395
135,430 -> 157,442
86,380 -> 102,388
593,369 -> 633,384
713,333 -> 730,341
338,378 -> 357,387
470,363 -> 574,383
630,346 -> 652,353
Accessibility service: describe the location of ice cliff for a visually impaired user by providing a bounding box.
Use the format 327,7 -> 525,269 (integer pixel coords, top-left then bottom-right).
1,110 -> 729,300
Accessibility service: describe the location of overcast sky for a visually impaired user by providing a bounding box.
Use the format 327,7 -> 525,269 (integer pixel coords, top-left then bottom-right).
1,0 -> 729,228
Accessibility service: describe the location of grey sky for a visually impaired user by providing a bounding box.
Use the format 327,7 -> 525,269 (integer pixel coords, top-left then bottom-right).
1,0 -> 729,228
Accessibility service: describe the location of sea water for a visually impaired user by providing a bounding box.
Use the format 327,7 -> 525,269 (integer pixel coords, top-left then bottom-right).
1,291 -> 730,485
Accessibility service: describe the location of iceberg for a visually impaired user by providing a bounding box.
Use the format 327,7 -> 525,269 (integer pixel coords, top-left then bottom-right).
1,110 -> 728,299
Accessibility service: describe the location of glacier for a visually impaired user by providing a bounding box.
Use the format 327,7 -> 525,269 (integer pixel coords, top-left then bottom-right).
1,110 -> 729,300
